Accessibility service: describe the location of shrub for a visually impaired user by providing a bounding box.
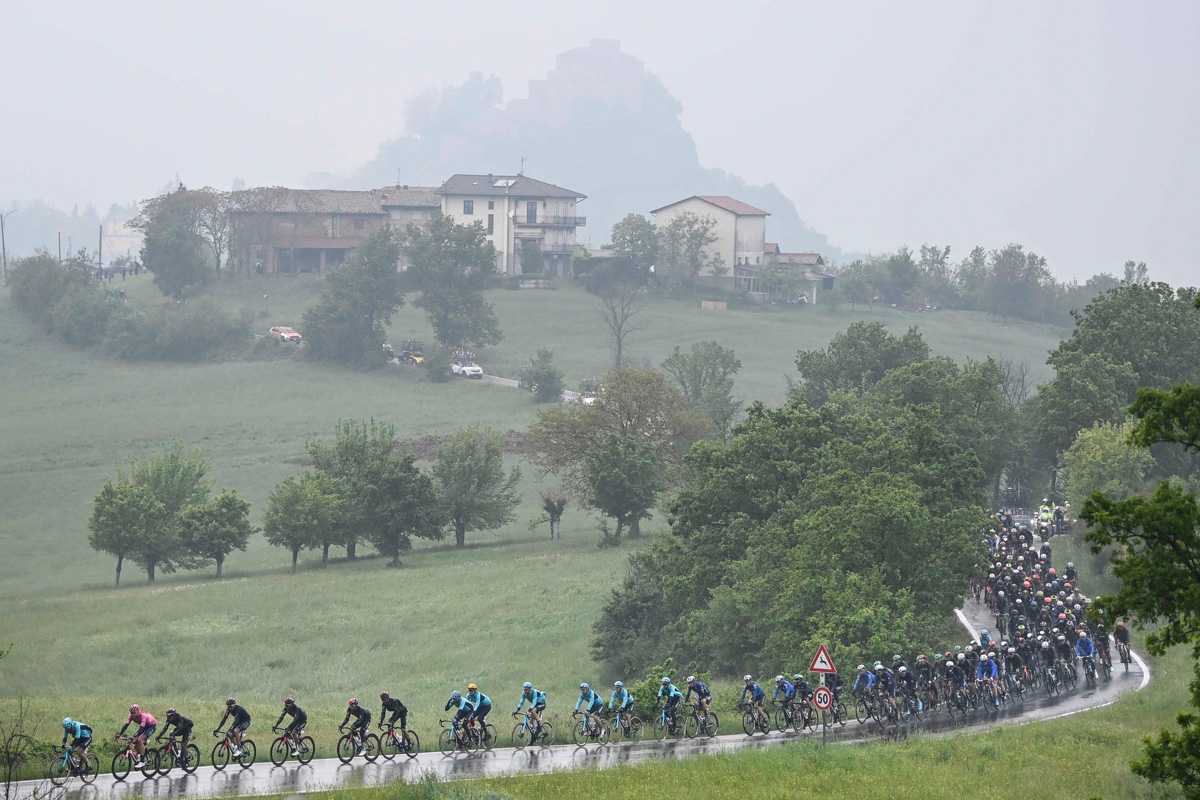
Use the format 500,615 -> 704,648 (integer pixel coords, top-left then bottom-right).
518,348 -> 565,402
48,287 -> 119,347
104,301 -> 252,361
424,345 -> 454,382
9,252 -> 88,326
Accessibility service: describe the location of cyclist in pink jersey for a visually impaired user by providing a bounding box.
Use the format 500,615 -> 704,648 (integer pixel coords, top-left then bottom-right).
116,704 -> 157,768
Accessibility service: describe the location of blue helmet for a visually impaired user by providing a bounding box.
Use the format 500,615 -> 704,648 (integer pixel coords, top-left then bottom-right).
981,629 -> 989,636
450,690 -> 461,700
522,682 -> 532,690
661,677 -> 671,685
614,681 -> 623,688
580,683 -> 589,691
62,717 -> 73,729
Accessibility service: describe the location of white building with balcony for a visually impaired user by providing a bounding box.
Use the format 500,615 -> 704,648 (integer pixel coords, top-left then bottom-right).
436,173 -> 586,275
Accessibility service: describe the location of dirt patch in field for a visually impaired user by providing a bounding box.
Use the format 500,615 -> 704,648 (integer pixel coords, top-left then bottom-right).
400,429 -> 528,460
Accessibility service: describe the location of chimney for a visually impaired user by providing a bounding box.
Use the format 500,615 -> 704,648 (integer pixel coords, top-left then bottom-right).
488,173 -> 494,183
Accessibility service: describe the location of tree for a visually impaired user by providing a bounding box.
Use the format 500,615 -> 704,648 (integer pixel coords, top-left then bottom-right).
584,433 -> 666,543
794,322 -> 930,407
141,221 -> 209,300
539,489 -> 568,540
518,348 -> 566,403
1062,421 -> 1156,508
661,341 -> 742,440
302,227 -> 406,367
432,426 -> 522,547
1122,259 -> 1149,285
526,367 -> 709,513
519,240 -> 545,275
133,186 -> 231,273
87,478 -> 165,587
839,270 -> 873,309
876,246 -> 921,304
178,490 -> 257,578
404,212 -> 502,348
361,451 -> 444,566
610,213 -> 657,273
262,472 -> 344,574
654,212 -> 720,291
594,279 -> 646,367
1034,351 -> 1139,461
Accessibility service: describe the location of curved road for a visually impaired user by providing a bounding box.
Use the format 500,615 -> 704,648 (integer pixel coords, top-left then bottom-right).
12,601 -> 1147,800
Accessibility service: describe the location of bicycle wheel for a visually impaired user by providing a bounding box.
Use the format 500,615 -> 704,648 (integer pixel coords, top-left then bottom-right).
773,709 -> 790,732
537,722 -> 554,746
298,736 -> 316,764
854,700 -> 870,725
140,748 -> 160,778
511,723 -> 530,750
596,719 -> 611,745
211,743 -> 230,771
112,751 -> 132,782
49,755 -> 71,786
465,726 -> 482,754
438,729 -> 455,756
183,743 -> 200,774
833,702 -> 848,726
482,725 -> 498,751
402,731 -> 419,758
81,753 -> 100,784
271,737 -> 290,766
157,746 -> 174,776
573,719 -> 589,745
336,734 -> 356,764
702,712 -> 719,738
654,717 -> 669,741
236,739 -> 255,769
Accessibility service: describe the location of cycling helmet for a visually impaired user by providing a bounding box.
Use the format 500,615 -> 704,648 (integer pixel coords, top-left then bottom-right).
63,718 -> 73,729
451,690 -> 461,700
945,660 -> 954,668
957,653 -> 965,662
944,652 -> 952,659
467,683 -> 478,691
997,591 -> 1005,598
981,630 -> 988,636
1067,562 -> 1074,568
1117,621 -> 1125,628
523,682 -> 533,690
226,698 -> 236,706
129,704 -> 140,713
857,665 -> 866,672
988,573 -> 996,579
613,681 -> 623,688
873,661 -> 882,668
743,675 -> 754,682
898,666 -> 908,673
1074,604 -> 1082,611
1007,647 -> 1016,654
892,654 -> 902,662
661,677 -> 671,685
349,698 -> 358,706
953,646 -> 962,653
917,654 -> 927,661
793,674 -> 803,682
979,653 -> 988,661
166,708 -> 176,716
286,697 -> 296,706
379,692 -> 388,701
686,676 -> 696,683
775,675 -> 785,683
580,683 -> 589,690
1041,641 -> 1051,649
1058,635 -> 1066,642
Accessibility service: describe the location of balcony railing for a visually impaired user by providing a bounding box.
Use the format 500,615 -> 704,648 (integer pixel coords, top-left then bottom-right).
539,242 -> 576,254
515,216 -> 586,227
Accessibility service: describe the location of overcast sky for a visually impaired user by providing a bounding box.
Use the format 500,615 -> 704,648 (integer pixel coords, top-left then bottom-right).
4,1 -> 1198,284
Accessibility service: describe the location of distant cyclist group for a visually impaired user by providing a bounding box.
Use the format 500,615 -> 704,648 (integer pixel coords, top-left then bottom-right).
50,503 -> 1132,784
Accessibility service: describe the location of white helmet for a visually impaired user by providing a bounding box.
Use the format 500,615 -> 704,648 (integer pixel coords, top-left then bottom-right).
686,675 -> 696,683
743,675 -> 753,682
980,653 -> 989,660
774,674 -> 784,683
898,666 -> 907,673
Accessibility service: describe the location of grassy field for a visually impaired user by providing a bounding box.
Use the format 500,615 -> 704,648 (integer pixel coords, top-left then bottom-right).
0,273 -> 1070,770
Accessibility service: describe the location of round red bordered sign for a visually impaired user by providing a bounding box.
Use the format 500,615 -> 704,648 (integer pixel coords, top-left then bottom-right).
813,686 -> 833,711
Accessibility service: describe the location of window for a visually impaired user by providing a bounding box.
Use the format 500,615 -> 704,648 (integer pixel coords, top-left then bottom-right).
487,214 -> 494,234
487,200 -> 495,210
755,256 -> 760,264
354,218 -> 365,230
526,201 -> 537,224
463,200 -> 474,215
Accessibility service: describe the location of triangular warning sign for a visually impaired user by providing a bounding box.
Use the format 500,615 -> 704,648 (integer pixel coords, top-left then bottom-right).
809,644 -> 837,674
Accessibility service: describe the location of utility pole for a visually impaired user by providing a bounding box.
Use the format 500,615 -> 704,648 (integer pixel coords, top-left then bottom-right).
98,224 -> 103,274
58,231 -> 62,262
0,208 -> 16,283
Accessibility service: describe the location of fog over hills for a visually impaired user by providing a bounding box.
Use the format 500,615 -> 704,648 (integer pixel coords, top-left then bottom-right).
331,41 -> 839,256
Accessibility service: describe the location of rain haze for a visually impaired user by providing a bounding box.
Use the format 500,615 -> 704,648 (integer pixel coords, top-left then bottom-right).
3,0 -> 1199,283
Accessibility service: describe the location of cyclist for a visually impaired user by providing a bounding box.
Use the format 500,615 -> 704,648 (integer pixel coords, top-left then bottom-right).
1075,631 -> 1096,675
465,685 -> 492,741
157,708 -> 195,752
1064,562 -> 1077,583
873,663 -> 898,715
852,664 -> 875,697
891,654 -> 910,673
575,683 -> 605,734
1114,621 -> 1131,656
516,682 -> 546,731
657,677 -> 684,726
215,698 -> 250,756
895,666 -> 919,713
943,658 -> 967,697
61,717 -> 93,766
684,675 -> 712,718
444,690 -> 476,735
979,629 -> 992,648
976,653 -> 1000,707
339,699 -> 372,756
608,681 -> 634,730
914,654 -> 935,687
791,674 -> 814,705
1093,622 -> 1112,667
379,691 -> 408,741
117,704 -> 156,768
274,698 -> 307,756
827,671 -> 846,702
740,675 -> 766,723
772,675 -> 796,721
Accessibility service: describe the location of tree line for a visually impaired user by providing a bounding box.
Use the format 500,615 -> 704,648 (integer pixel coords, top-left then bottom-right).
88,421 -> 523,582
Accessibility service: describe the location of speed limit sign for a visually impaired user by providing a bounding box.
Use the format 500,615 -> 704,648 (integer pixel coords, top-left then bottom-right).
813,686 -> 833,711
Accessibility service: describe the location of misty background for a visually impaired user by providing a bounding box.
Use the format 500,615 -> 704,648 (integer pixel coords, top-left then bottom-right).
3,1 -> 1198,283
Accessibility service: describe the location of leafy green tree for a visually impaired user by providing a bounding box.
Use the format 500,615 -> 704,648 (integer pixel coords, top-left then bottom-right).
584,433 -> 666,543
519,240 -> 545,275
432,426 -> 522,548
518,348 -> 566,403
610,213 -> 657,273
141,221 -> 209,300
132,185 -> 231,273
263,472 -> 345,574
838,269 -> 873,309
1122,259 -> 1150,285
794,322 -> 930,407
981,243 -> 1051,317
1034,351 -> 1139,461
661,341 -> 742,440
361,452 -> 444,566
1063,421 -> 1156,508
876,246 -> 921,304
302,227 -> 406,366
8,251 -> 90,326
87,478 -> 165,587
654,212 -> 720,291
404,212 -> 502,348
178,490 -> 257,578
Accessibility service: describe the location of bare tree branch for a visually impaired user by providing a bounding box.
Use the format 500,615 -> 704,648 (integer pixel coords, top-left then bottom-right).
594,281 -> 647,367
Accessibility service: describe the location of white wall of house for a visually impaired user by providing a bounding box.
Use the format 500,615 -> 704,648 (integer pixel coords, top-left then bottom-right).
734,215 -> 766,268
652,197 -> 735,276
440,192 -> 582,275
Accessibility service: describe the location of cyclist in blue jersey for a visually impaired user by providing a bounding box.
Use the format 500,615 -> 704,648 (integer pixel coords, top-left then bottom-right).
684,675 -> 712,717
852,665 -> 875,696
873,663 -> 898,715
657,677 -> 683,718
976,652 -> 1000,707
61,718 -> 93,764
609,681 -> 635,730
740,675 -> 765,714
772,674 -> 795,713
575,683 -> 605,732
464,685 -> 492,741
444,690 -> 476,734
1075,631 -> 1096,673
516,682 -> 546,730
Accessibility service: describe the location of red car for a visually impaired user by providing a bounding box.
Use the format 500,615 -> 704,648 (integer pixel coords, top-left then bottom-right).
269,326 -> 302,343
